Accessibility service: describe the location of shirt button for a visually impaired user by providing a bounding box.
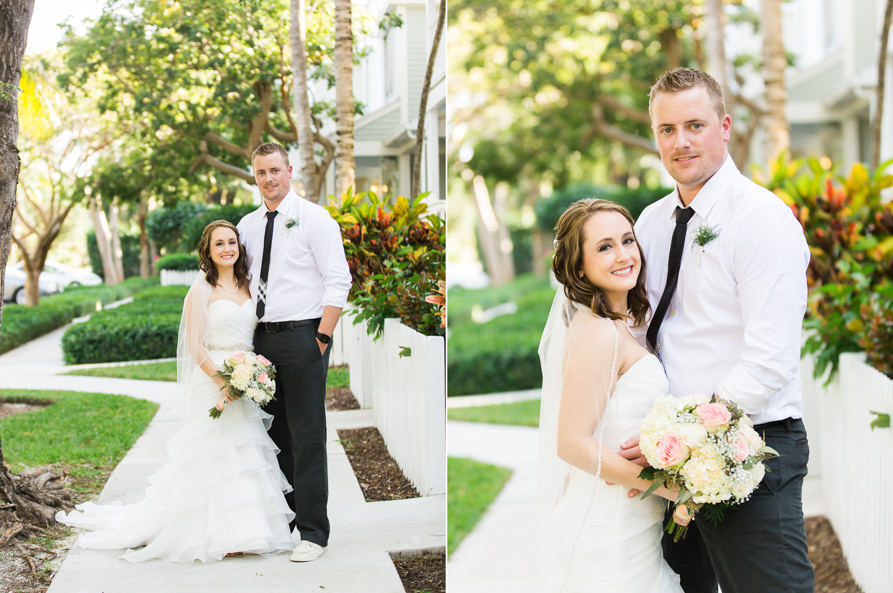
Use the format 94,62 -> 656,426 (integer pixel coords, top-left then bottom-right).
657,345 -> 661,351
671,310 -> 677,316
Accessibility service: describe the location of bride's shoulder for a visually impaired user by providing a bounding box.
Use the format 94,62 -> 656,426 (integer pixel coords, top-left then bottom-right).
566,308 -> 617,350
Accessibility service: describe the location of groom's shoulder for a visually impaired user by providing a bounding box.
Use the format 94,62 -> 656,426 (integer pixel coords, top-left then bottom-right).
237,205 -> 264,229
636,192 -> 674,227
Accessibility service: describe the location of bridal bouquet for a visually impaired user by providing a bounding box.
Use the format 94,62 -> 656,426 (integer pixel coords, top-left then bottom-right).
637,394 -> 778,541
208,351 -> 277,419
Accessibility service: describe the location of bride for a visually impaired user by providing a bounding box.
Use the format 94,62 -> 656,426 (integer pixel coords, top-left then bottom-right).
57,220 -> 295,562
538,199 -> 686,592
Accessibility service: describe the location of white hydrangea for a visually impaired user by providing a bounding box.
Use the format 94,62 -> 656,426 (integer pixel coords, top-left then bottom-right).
683,444 -> 732,504
245,387 -> 268,405
230,364 -> 253,391
675,393 -> 710,412
639,396 -> 678,465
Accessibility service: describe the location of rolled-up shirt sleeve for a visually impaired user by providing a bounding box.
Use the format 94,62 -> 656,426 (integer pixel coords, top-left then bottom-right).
310,211 -> 352,309
714,205 -> 810,414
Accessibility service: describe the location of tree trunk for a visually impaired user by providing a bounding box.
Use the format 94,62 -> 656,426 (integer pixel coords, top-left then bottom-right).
762,0 -> 789,162
89,197 -> 120,285
291,0 -> 323,202
0,0 -> 35,324
472,175 -> 514,286
873,0 -> 893,169
334,0 -> 355,198
109,197 -> 124,282
138,194 -> 150,279
411,0 -> 446,200
0,437 -> 74,531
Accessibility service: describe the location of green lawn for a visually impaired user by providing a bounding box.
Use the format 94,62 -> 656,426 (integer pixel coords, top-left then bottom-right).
0,389 -> 158,492
447,399 -> 541,427
62,361 -> 352,391
63,360 -> 177,381
448,457 -> 513,556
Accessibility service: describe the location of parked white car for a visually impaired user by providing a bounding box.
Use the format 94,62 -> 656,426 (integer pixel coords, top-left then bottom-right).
3,267 -> 62,305
12,260 -> 103,289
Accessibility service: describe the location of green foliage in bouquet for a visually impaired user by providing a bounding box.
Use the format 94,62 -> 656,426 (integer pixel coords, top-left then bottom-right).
753,154 -> 893,380
154,253 -> 200,272
326,189 -> 445,339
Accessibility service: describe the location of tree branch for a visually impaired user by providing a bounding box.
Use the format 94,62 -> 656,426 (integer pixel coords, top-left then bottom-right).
599,93 -> 652,125
265,120 -> 297,143
204,132 -> 249,159
193,141 -> 256,184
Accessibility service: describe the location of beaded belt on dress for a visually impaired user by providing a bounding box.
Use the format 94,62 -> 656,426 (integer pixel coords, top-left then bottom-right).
208,343 -> 254,352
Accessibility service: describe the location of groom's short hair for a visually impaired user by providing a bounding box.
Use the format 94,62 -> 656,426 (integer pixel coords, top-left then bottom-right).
649,68 -> 726,123
252,142 -> 290,167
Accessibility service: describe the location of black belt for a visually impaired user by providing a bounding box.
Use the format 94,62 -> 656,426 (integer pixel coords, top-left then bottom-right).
258,318 -> 320,333
753,417 -> 798,431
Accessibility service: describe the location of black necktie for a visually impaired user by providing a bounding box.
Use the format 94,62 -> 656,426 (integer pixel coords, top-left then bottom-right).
646,206 -> 695,352
256,210 -> 278,320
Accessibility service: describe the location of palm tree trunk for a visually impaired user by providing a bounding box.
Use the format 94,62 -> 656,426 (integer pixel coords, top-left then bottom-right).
762,0 -> 789,161
411,0 -> 446,200
334,0 -> 355,198
291,0 -> 322,201
872,0 -> 893,169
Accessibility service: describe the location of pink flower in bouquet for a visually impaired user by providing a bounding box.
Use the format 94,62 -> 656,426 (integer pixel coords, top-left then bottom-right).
258,373 -> 270,385
256,354 -> 271,367
731,432 -> 750,462
230,352 -> 246,364
696,403 -> 731,433
656,432 -> 690,469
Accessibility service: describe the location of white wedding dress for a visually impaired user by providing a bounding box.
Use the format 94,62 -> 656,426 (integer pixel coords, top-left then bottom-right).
547,354 -> 683,592
56,299 -> 295,563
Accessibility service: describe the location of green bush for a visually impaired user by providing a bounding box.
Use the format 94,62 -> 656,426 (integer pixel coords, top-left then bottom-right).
85,231 -> 143,280
447,274 -> 554,396
535,184 -> 670,233
0,277 -> 157,355
147,201 -> 210,253
155,253 -> 200,271
181,203 -> 258,252
61,287 -> 185,364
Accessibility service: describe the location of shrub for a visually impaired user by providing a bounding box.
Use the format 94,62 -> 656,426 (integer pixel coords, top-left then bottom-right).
859,281 -> 893,379
147,201 -> 210,253
326,190 -> 445,339
181,203 -> 258,252
61,286 -> 185,364
753,155 -> 893,379
535,184 -> 670,233
0,277 -> 157,355
447,274 -> 555,395
155,253 -> 200,271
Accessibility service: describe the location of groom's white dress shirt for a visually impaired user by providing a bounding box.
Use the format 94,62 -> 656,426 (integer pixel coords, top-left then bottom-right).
237,189 -> 351,323
634,156 -> 810,426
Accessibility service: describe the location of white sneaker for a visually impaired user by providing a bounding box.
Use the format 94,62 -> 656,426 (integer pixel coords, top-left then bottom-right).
290,541 -> 327,562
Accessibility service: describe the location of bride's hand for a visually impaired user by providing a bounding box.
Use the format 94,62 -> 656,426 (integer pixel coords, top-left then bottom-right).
215,395 -> 233,412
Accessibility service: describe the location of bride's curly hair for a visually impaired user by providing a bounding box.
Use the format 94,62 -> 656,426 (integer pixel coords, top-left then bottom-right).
551,199 -> 650,328
198,220 -> 250,289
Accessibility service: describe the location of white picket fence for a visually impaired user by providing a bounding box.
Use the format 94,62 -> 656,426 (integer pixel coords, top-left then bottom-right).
160,269 -> 200,286
800,352 -> 893,593
345,316 -> 446,496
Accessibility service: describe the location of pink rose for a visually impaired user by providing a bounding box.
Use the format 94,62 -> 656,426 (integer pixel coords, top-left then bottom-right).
257,373 -> 270,385
230,352 -> 246,364
656,432 -> 690,469
731,432 -> 749,462
696,403 -> 731,433
256,354 -> 271,367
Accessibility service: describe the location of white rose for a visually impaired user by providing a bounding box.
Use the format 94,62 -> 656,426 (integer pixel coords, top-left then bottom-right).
739,425 -> 764,455
243,352 -> 258,366
677,423 -> 709,449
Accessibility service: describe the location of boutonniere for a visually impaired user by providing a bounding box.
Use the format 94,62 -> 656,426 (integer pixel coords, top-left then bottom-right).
691,223 -> 720,266
285,217 -> 299,237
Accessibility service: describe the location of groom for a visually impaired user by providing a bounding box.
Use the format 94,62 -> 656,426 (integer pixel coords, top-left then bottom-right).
624,69 -> 815,593
238,142 -> 351,562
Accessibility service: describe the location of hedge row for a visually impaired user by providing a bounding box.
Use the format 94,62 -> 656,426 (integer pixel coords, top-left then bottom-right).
0,278 -> 158,356
62,287 -> 187,364
155,253 -> 200,272
447,274 -> 555,396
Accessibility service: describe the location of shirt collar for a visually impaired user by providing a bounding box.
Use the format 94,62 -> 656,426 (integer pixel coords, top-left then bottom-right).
664,155 -> 738,221
259,189 -> 301,221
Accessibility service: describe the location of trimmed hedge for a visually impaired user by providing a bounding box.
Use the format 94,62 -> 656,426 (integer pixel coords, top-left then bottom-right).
155,253 -> 200,272
62,286 -> 187,364
0,278 -> 158,356
448,274 -> 555,396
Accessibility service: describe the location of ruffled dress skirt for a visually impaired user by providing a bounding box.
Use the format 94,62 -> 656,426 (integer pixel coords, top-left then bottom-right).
56,354 -> 295,563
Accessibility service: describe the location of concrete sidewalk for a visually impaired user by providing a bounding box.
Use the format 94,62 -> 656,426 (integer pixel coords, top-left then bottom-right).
446,394 -> 825,593
0,324 -> 444,593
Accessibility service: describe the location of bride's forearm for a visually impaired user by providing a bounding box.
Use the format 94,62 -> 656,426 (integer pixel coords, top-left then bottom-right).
558,437 -> 677,501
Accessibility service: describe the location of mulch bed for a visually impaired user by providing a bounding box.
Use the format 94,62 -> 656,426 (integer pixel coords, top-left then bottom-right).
807,516 -> 863,592
336,426 -> 420,501
325,386 -> 360,411
392,552 -> 446,593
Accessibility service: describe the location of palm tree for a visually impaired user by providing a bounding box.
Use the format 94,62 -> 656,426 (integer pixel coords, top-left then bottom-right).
762,0 -> 789,161
334,0 -> 355,198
